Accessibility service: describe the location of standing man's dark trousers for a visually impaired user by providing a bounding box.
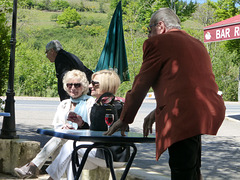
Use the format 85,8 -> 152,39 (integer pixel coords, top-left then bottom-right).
168,135 -> 201,180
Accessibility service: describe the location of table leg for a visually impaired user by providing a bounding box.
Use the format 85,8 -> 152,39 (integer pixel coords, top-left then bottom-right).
71,142 -> 137,180
72,143 -> 97,180
72,143 -> 117,180
120,143 -> 137,180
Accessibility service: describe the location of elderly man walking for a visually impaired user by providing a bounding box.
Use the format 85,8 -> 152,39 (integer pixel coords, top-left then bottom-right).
45,40 -> 93,101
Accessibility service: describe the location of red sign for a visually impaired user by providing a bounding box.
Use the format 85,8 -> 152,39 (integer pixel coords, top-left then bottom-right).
204,23 -> 240,43
203,14 -> 240,43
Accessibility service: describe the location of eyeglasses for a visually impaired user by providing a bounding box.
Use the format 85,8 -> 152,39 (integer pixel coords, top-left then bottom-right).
45,49 -> 51,54
147,23 -> 157,33
91,80 -> 99,86
66,83 -> 81,88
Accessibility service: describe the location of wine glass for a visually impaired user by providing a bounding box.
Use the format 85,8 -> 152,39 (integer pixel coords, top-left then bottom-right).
105,114 -> 114,130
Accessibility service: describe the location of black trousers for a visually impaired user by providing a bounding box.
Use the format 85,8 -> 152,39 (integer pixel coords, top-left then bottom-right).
168,135 -> 201,180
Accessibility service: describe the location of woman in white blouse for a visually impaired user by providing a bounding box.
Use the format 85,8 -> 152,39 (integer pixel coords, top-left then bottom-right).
14,70 -> 95,179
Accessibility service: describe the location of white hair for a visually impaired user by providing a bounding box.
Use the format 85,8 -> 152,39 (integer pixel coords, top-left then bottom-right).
151,8 -> 181,30
46,40 -> 63,52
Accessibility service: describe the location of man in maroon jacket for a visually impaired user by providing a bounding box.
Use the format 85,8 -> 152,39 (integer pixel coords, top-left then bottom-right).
105,8 -> 226,180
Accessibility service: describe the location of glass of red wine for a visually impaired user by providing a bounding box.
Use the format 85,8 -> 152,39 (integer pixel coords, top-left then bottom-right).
105,114 -> 114,130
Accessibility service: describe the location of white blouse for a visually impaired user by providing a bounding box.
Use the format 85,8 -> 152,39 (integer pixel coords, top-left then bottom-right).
52,97 -> 95,130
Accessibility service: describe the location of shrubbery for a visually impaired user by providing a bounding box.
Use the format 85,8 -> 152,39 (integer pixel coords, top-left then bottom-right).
57,7 -> 81,28
13,22 -> 109,97
20,0 -> 107,13
0,0 -> 11,96
1,1 -> 239,101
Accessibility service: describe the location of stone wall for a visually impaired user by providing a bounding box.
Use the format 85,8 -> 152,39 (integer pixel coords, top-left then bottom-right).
0,139 -> 40,175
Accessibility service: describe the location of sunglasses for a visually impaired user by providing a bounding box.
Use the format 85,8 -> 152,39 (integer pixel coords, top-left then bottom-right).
91,80 -> 99,86
66,83 -> 81,88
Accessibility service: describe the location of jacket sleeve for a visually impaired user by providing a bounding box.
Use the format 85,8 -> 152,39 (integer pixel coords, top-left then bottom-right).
120,39 -> 165,124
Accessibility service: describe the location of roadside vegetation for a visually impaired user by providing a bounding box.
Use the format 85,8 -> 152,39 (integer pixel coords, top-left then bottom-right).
1,0 -> 240,101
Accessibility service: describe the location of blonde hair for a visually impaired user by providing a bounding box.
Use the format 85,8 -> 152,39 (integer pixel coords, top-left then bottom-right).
92,70 -> 120,94
63,70 -> 89,95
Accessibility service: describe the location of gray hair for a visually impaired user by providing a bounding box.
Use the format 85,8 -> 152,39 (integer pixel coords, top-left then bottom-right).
46,40 -> 63,52
151,8 -> 181,30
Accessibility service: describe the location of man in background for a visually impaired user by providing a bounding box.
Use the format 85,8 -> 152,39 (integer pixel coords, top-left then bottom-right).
46,40 -> 93,101
105,8 -> 225,180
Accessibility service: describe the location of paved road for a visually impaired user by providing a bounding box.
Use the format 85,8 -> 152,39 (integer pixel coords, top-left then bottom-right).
1,97 -> 240,179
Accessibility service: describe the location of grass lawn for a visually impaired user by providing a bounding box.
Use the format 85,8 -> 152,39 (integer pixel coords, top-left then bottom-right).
17,8 -> 109,30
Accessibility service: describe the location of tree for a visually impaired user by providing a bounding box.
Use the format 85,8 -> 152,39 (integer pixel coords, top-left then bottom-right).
208,0 -> 239,22
57,7 -> 81,28
122,1 -> 145,78
135,0 -> 198,25
175,0 -> 198,22
192,2 -> 215,26
0,0 -> 12,95
211,45 -> 239,101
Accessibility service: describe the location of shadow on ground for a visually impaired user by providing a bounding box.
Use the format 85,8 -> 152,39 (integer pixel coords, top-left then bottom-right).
1,122 -> 240,180
132,128 -> 240,180
228,114 -> 240,121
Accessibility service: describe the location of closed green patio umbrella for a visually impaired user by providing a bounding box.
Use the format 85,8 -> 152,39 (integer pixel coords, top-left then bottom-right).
95,1 -> 130,82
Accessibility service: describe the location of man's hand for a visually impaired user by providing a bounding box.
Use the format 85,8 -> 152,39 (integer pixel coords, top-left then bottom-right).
143,109 -> 155,137
104,119 -> 128,136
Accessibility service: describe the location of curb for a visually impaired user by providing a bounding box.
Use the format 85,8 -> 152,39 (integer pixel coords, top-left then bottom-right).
225,116 -> 240,122
0,96 -> 59,101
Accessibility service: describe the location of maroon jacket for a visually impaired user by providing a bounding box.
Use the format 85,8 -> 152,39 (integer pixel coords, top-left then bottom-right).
120,30 -> 226,160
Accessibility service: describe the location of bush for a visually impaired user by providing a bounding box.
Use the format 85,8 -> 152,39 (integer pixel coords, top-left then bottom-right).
0,11 -> 11,96
35,0 -> 50,10
50,14 -> 58,21
57,7 -> 81,28
50,0 -> 70,11
0,98 -> 5,111
211,44 -> 239,101
14,22 -> 108,97
22,0 -> 36,9
83,25 -> 105,36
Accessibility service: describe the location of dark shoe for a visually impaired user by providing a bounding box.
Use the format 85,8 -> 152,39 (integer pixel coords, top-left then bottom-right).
14,163 -> 39,179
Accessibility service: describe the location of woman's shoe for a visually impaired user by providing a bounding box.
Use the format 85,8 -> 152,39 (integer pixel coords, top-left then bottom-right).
14,162 -> 39,179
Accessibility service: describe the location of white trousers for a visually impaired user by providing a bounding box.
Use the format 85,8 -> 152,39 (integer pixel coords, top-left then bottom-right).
31,137 -> 67,169
46,140 -> 125,180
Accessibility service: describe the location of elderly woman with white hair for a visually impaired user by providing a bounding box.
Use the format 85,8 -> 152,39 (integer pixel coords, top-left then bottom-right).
14,70 -> 95,179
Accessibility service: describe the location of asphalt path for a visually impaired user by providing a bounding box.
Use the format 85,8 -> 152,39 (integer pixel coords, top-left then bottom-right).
1,97 -> 240,179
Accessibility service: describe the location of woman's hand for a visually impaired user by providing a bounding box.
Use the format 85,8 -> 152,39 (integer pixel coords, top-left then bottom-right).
67,111 -> 84,128
62,123 -> 75,129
